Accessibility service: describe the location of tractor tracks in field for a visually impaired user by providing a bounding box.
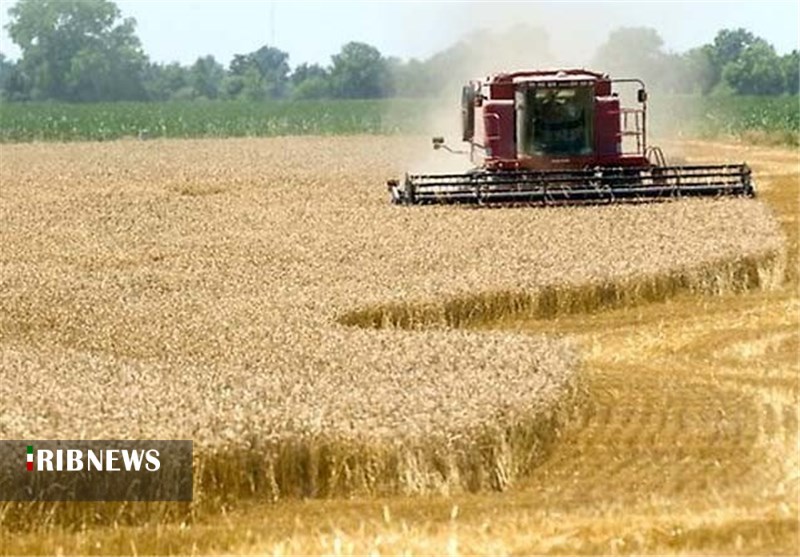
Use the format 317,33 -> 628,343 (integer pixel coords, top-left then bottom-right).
497,289 -> 799,523
336,243 -> 791,507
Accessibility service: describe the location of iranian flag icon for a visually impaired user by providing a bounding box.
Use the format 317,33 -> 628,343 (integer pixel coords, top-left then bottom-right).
26,445 -> 33,471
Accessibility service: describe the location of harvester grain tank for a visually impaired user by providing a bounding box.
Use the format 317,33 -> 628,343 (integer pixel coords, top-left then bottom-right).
388,69 -> 754,205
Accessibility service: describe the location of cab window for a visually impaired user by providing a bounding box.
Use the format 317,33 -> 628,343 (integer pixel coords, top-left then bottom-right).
519,86 -> 594,156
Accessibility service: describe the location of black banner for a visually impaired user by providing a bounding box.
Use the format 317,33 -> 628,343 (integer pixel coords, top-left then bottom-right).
0,440 -> 193,501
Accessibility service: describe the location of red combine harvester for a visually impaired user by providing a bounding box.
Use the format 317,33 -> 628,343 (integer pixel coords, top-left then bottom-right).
388,69 -> 754,205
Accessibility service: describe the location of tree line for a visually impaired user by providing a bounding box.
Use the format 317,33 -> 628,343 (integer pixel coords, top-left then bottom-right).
0,0 -> 797,103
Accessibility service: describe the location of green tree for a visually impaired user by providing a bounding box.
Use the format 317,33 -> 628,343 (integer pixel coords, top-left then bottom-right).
221,73 -> 244,99
722,39 -> 785,95
781,50 -> 799,94
708,28 -> 756,69
240,66 -> 268,101
330,42 -> 391,98
290,62 -> 327,86
418,24 -> 553,96
190,55 -> 225,99
390,57 -> 443,98
0,53 -> 19,100
680,47 -> 716,94
0,59 -> 29,101
249,46 -> 290,96
592,27 -> 668,88
5,0 -> 147,101
225,64 -> 270,101
142,61 -> 190,101
290,63 -> 330,99
705,28 -> 756,90
229,45 -> 290,99
292,77 -> 330,99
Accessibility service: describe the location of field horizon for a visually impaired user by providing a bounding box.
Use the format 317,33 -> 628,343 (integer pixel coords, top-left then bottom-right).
1,95 -> 798,146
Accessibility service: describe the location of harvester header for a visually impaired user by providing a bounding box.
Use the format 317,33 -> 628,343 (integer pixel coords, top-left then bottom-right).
388,69 -> 754,206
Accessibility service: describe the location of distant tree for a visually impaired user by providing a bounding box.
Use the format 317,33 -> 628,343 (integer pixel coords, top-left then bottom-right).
229,45 -> 290,99
722,38 -> 785,95
0,66 -> 30,101
593,27 -> 668,89
227,56 -> 261,100
679,47 -> 716,94
781,50 -> 799,94
290,63 -> 327,86
225,65 -> 270,101
386,57 -> 415,98
292,77 -> 330,99
229,54 -> 250,76
142,62 -> 190,101
708,29 -> 756,70
656,47 -> 715,95
288,63 -> 329,99
421,42 -> 470,95
5,0 -> 147,101
240,66 -> 268,101
190,55 -> 225,99
704,28 -> 757,91
414,25 -> 552,98
221,73 -> 245,99
249,46 -> 290,92
0,52 -> 19,100
3,4 -> 791,104
330,42 -> 392,98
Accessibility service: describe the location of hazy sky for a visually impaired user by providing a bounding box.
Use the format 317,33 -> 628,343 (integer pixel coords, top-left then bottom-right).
0,0 -> 797,68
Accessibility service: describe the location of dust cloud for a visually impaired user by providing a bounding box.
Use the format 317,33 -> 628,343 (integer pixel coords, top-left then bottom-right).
389,3 -> 604,175
388,3 -> 702,175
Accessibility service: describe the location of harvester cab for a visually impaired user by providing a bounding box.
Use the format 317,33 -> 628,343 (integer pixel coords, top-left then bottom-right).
388,69 -> 754,206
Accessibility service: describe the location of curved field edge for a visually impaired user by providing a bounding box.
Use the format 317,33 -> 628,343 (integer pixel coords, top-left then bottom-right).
0,397 -> 579,529
199,247 -> 786,503
194,390 -> 580,502
338,251 -> 786,330
0,245 -> 785,531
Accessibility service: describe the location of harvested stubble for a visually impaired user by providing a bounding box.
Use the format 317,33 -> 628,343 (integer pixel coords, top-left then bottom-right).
0,137 -> 786,509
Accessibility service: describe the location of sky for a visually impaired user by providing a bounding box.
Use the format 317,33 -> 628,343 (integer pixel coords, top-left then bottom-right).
0,0 -> 798,68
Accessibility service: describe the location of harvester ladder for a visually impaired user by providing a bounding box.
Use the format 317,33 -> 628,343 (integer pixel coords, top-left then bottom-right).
620,108 -> 645,154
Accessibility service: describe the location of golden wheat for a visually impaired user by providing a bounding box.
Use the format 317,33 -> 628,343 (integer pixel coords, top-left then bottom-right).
0,136 -> 786,504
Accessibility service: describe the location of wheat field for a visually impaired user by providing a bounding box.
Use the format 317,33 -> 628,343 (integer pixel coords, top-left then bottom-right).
0,137 -> 795,554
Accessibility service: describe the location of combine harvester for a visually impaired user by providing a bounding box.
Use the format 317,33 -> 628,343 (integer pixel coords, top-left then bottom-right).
388,69 -> 754,205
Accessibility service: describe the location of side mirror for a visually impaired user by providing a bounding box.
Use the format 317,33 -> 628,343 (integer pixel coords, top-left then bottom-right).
432,136 -> 445,150
461,85 -> 476,141
637,88 -> 648,103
